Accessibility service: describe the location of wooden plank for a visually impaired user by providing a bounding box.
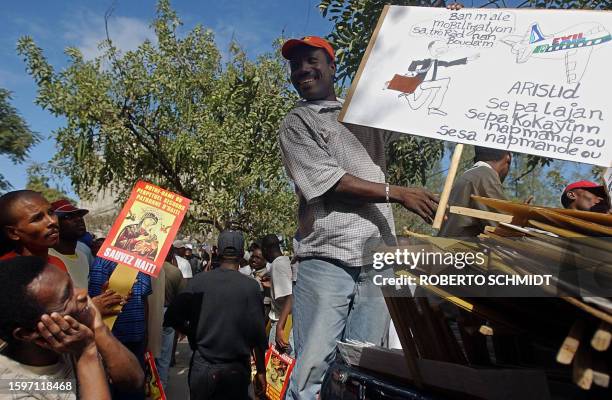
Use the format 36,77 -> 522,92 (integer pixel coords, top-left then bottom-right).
395,270 -> 522,331
472,196 -> 612,226
556,320 -> 584,365
416,297 -> 451,361
572,344 -> 593,390
449,206 -> 514,224
430,304 -> 468,364
384,297 -> 423,388
433,143 -> 463,229
562,297 -> 612,325
592,369 -> 610,388
338,5 -> 390,122
479,325 -> 494,336
535,209 -> 612,236
591,322 -> 612,351
592,354 -> 610,388
528,220 -> 612,253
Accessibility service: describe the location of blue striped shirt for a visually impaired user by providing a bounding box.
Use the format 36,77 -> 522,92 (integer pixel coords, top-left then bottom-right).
88,257 -> 152,343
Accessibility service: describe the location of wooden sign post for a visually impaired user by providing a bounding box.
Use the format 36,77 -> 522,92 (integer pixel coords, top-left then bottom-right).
432,143 -> 463,229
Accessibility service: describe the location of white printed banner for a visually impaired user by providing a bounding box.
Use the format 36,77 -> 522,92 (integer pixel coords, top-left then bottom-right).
339,6 -> 612,167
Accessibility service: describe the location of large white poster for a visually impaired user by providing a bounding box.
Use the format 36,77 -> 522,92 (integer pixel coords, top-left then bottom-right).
339,6 -> 612,167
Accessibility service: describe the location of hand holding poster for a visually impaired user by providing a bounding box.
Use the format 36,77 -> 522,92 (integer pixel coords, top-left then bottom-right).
339,6 -> 612,167
97,181 -> 191,277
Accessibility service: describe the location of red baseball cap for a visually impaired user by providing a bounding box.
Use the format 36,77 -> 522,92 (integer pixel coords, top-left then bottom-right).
281,36 -> 335,61
50,199 -> 89,216
563,180 -> 604,193
561,180 -> 606,207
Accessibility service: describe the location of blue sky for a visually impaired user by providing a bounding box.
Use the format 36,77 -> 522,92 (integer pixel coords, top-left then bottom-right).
0,0 -> 331,194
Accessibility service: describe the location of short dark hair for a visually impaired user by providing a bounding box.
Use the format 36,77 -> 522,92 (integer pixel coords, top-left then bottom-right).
561,192 -> 572,208
474,146 -> 510,162
0,190 -> 44,256
0,256 -> 47,344
261,234 -> 281,252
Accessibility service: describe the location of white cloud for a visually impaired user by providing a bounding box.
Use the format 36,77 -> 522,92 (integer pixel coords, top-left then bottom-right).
63,9 -> 156,60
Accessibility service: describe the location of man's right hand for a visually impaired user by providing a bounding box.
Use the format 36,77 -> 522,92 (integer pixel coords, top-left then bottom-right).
393,186 -> 439,223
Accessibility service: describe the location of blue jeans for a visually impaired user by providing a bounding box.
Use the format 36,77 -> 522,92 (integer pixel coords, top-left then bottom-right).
156,324 -> 175,390
286,258 -> 390,400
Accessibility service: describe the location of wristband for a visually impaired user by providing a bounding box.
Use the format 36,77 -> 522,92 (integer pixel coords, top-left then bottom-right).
385,182 -> 390,203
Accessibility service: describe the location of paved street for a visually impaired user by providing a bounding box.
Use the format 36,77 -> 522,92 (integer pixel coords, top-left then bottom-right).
165,339 -> 191,399
164,339 -> 258,399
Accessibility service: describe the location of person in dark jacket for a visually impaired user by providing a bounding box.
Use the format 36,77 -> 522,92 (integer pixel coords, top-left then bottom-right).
164,230 -> 267,400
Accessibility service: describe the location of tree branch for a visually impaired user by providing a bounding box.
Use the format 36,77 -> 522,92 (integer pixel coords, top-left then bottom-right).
123,115 -> 188,196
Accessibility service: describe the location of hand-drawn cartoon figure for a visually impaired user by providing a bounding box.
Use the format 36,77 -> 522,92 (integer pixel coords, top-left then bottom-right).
502,22 -> 610,84
385,40 -> 479,116
114,211 -> 160,260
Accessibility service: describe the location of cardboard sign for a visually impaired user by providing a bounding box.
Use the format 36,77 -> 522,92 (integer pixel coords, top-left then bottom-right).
145,350 -> 166,400
340,6 -> 612,167
97,181 -> 191,277
265,345 -> 295,400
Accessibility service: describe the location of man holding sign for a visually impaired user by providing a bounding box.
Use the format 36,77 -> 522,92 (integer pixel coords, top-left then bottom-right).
278,36 -> 439,399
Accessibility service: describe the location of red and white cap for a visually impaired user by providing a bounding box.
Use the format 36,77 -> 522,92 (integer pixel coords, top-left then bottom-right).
50,199 -> 89,216
561,180 -> 606,207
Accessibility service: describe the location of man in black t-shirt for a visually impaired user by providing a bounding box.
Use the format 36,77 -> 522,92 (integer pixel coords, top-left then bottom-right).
164,230 -> 267,400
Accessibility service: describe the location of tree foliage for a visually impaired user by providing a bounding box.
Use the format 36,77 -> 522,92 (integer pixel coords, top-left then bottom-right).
528,0 -> 611,9
17,0 -> 298,238
25,163 -> 75,203
0,88 -> 39,191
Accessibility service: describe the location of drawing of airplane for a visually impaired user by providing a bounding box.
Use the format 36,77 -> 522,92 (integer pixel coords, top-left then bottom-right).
502,22 -> 611,84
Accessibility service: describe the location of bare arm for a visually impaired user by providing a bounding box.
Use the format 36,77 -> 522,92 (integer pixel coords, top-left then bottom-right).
36,313 -> 111,400
94,324 -> 144,391
275,294 -> 293,351
327,173 -> 440,222
86,295 -> 144,391
75,345 -> 112,400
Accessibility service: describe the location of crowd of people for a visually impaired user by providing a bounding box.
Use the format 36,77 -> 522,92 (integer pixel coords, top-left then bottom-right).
0,189 -> 300,399
1,25 -> 610,400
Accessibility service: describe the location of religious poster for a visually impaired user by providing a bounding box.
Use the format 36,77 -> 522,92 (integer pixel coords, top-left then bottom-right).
97,181 -> 191,277
339,6 -> 612,167
265,345 -> 295,400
